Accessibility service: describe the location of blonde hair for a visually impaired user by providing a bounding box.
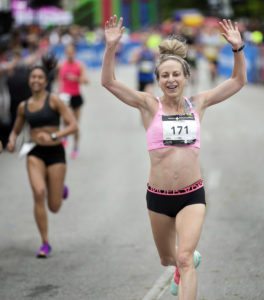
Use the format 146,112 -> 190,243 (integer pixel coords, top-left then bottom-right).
155,37 -> 191,79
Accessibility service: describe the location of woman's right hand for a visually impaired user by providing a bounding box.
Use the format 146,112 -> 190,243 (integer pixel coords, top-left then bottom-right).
105,15 -> 125,48
7,140 -> 15,152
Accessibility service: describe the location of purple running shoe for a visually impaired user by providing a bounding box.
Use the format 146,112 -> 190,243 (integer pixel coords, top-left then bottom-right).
36,243 -> 52,258
63,185 -> 69,200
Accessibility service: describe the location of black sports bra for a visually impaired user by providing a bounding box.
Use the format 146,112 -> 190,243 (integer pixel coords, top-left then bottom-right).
24,94 -> 60,129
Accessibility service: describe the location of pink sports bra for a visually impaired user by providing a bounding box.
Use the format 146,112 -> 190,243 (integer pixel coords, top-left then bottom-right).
146,97 -> 200,151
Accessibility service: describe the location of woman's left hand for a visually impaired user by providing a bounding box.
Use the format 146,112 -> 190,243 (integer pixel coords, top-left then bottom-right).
219,19 -> 243,50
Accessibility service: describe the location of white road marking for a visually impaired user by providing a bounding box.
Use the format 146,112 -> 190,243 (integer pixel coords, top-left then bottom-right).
142,267 -> 174,300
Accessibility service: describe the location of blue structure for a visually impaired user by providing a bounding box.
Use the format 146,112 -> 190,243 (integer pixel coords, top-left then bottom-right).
218,43 -> 260,83
51,41 -> 141,68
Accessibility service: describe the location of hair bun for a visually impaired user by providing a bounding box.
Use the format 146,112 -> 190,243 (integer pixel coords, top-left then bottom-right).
158,36 -> 187,59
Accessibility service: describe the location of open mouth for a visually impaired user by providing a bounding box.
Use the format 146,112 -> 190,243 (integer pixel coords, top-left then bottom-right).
166,85 -> 177,90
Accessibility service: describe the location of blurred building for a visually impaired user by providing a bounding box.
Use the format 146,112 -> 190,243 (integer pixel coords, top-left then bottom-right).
72,0 -> 159,30
0,0 -> 12,36
10,0 -> 72,27
0,0 -> 10,10
63,0 -> 75,10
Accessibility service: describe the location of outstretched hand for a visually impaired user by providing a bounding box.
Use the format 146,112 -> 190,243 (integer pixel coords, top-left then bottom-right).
219,19 -> 243,50
105,15 -> 125,47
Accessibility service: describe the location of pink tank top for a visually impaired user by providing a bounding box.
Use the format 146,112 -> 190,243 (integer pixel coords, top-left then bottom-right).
146,97 -> 200,151
59,60 -> 82,96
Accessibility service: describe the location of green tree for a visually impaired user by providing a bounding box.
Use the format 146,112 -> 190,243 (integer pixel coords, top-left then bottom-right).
232,0 -> 264,18
159,0 -> 264,20
158,0 -> 209,21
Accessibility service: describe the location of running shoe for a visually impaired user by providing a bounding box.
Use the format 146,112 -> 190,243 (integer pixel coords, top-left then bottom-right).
170,250 -> 202,296
62,185 -> 69,200
36,243 -> 52,258
70,149 -> 79,159
170,267 -> 180,296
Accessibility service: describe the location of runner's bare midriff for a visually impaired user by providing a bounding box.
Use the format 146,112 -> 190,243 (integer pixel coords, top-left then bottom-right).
30,126 -> 61,146
148,147 -> 201,190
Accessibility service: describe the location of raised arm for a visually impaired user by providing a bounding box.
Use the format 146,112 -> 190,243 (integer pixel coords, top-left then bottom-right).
101,15 -> 149,109
197,19 -> 247,110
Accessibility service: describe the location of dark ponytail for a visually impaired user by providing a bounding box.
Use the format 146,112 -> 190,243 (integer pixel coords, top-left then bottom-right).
41,53 -> 58,74
30,52 -> 58,78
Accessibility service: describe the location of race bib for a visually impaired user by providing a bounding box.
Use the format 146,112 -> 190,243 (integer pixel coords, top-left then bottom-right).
19,142 -> 36,158
139,61 -> 154,73
162,114 -> 197,145
59,93 -> 71,106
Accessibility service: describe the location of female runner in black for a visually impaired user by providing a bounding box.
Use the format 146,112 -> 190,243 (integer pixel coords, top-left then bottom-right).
7,60 -> 78,258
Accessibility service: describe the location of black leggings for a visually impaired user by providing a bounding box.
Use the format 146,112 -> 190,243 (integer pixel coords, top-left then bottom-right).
146,186 -> 206,218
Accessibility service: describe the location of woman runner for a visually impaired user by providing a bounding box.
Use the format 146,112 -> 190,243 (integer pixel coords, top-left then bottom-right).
7,60 -> 78,258
58,43 -> 89,159
101,16 -> 246,299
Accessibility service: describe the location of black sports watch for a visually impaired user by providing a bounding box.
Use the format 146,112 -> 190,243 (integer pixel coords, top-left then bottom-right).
50,132 -> 58,141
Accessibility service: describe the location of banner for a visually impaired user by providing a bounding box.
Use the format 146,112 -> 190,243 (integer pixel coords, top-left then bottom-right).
218,43 -> 260,83
51,41 -> 141,68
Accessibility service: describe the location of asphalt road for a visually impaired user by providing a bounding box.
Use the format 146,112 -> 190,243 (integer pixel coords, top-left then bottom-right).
1,61 -> 264,300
